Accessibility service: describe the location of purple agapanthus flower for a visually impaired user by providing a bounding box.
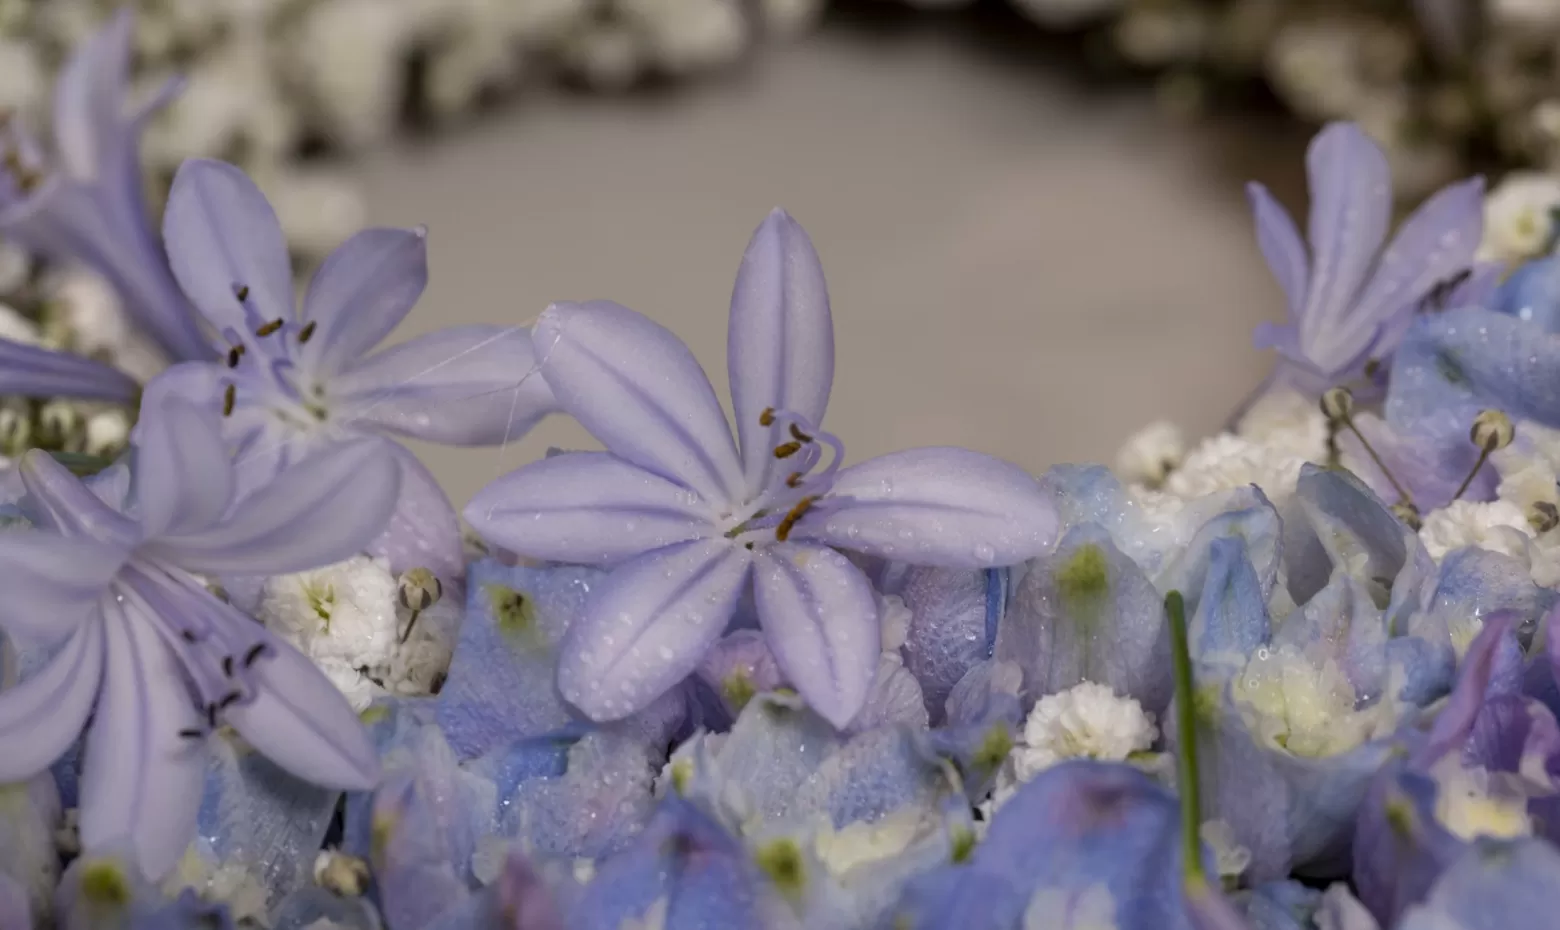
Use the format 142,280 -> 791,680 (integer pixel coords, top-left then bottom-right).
465,210 -> 1057,727
149,158 -> 557,579
0,10 -> 213,403
1246,122 -> 1483,399
0,392 -> 397,879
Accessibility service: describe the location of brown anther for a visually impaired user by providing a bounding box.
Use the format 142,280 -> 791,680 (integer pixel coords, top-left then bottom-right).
255,318 -> 283,337
242,643 -> 265,667
180,629 -> 197,643
235,285 -> 250,302
775,496 -> 817,542
223,383 -> 235,416
759,407 -> 776,427
1391,501 -> 1423,531
786,472 -> 803,488
788,423 -> 813,443
773,441 -> 803,459
298,321 -> 317,344
1363,358 -> 1382,379
217,691 -> 241,710
226,344 -> 245,368
178,728 -> 204,740
206,704 -> 218,728
221,655 -> 234,677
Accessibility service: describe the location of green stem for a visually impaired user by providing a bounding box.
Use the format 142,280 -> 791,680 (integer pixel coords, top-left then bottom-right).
1167,589 -> 1204,885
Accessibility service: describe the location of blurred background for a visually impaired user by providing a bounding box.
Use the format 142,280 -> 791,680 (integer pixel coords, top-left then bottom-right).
10,0 -> 1559,502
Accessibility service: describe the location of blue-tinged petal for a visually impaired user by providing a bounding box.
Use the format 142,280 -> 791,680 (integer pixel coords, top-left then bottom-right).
1397,838 -> 1560,930
1314,884 -> 1383,930
1153,490 -> 1281,607
126,890 -> 236,930
533,300 -> 744,507
18,451 -> 139,548
1247,182 -> 1309,321
333,324 -> 559,446
1186,536 -> 1272,673
504,730 -> 660,859
298,227 -> 427,376
696,629 -> 785,720
791,448 -> 1057,568
754,543 -> 879,729
847,655 -> 928,734
791,726 -> 950,827
163,159 -> 294,333
436,561 -> 600,759
0,618 -> 102,783
147,438 -> 399,575
132,394 -> 235,539
1234,881 -> 1321,930
898,567 -> 990,724
727,209 -> 834,499
52,849 -> 164,930
79,603 -> 206,881
0,531 -> 124,643
50,8 -> 133,183
0,338 -> 139,401
1342,411 -> 1495,513
945,659 -> 1024,727
0,774 -> 60,924
0,873 -> 27,930
370,770 -> 478,930
1399,306 -> 1560,427
1494,257 -> 1560,333
465,452 -> 714,566
1424,548 -> 1554,661
269,887 -> 383,930
558,538 -> 751,723
891,868 -> 1025,930
995,524 -> 1173,714
368,443 -> 465,586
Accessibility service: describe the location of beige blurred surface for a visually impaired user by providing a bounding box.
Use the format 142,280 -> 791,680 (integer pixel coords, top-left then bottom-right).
358,17 -> 1297,511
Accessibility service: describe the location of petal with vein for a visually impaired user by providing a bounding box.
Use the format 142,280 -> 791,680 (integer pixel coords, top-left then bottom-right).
465,452 -> 713,566
132,394 -> 235,538
18,451 -> 139,548
753,543 -> 878,729
0,617 -> 103,782
534,301 -> 743,507
300,227 -> 429,377
0,338 -> 138,402
50,8 -> 131,183
1246,181 -> 1309,321
557,538 -> 751,721
0,532 -> 125,643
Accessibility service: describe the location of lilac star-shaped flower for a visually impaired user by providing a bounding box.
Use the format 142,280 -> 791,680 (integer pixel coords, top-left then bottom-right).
0,392 -> 397,879
466,209 -> 1057,727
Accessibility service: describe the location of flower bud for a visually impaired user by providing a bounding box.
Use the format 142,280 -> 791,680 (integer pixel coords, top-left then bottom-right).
398,567 -> 442,612
1470,410 -> 1515,452
1532,501 -> 1560,534
1320,387 -> 1354,422
1391,501 -> 1423,530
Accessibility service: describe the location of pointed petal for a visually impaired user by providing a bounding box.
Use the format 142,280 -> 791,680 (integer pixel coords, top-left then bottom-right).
332,324 -> 558,445
18,450 -> 139,548
1187,535 -> 1274,672
557,539 -> 750,722
0,531 -> 124,642
224,631 -> 380,790
163,159 -> 294,333
51,8 -> 133,183
1402,307 -> 1560,428
753,543 -> 879,729
132,393 -> 236,538
466,452 -> 714,566
791,447 -> 1057,567
533,300 -> 744,507
1247,182 -> 1309,321
79,604 -> 206,880
1398,839 -> 1560,930
1297,123 -> 1394,370
0,618 -> 102,782
299,227 -> 428,376
147,438 -> 399,575
727,209 -> 834,497
0,338 -> 138,401
367,444 -> 465,582
898,566 -> 992,723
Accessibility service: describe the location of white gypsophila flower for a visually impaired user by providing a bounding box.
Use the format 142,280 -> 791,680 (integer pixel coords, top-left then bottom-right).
83,409 -> 130,457
50,270 -> 127,355
1113,420 -> 1185,488
1266,22 -> 1376,122
621,0 -> 749,75
811,806 -> 928,878
1022,883 -> 1118,930
318,657 -> 389,713
878,593 -> 912,654
1479,172 -> 1560,265
1429,755 -> 1533,842
1236,389 -> 1330,463
1011,0 -> 1125,29
1164,433 -> 1308,507
424,27 -> 521,119
291,0 -> 415,151
0,303 -> 38,346
1235,645 -> 1401,757
0,39 -> 41,116
163,854 -> 269,926
257,554 -> 401,667
1014,682 -> 1158,783
1419,500 -> 1535,563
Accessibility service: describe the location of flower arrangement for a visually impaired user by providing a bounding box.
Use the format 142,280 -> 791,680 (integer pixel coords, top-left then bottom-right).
12,10 -> 1560,930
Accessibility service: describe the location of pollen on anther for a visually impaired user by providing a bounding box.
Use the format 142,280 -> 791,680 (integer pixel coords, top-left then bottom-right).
255,318 -> 284,337
223,384 -> 236,416
242,643 -> 266,667
786,472 -> 802,488
759,407 -> 776,427
178,728 -> 204,741
221,656 -> 234,677
234,284 -> 250,301
217,691 -> 241,710
227,345 -> 245,368
298,321 -> 318,344
774,441 -> 802,459
180,629 -> 197,643
775,496 -> 817,542
789,423 -> 812,443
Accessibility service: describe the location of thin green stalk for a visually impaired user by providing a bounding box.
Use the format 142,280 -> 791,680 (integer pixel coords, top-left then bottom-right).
1166,589 -> 1204,886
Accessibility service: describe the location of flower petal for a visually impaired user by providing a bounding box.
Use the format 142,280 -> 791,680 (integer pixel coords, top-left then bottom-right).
332,324 -> 559,446
791,447 -> 1057,567
163,159 -> 294,334
51,8 -> 133,183
1399,307 -> 1560,428
146,438 -> 399,575
898,567 -> 993,724
1297,124 -> 1394,362
18,451 -> 139,548
465,452 -> 714,566
1247,181 -> 1309,321
557,538 -> 751,722
753,543 -> 879,729
0,338 -> 139,401
299,227 -> 428,377
79,602 -> 206,881
533,300 -> 744,507
132,393 -> 236,538
0,531 -> 125,643
726,209 -> 834,497
367,444 -> 465,582
223,628 -> 380,790
0,618 -> 102,782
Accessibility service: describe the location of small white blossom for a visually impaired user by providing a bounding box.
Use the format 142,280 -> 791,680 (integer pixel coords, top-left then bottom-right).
1200,820 -> 1251,883
1113,420 -> 1185,487
1429,755 -> 1533,841
1164,433 -> 1308,506
1014,682 -> 1158,783
84,410 -> 131,458
50,271 -> 128,356
258,555 -> 401,665
811,807 -> 927,878
1490,0 -> 1560,36
1236,389 -> 1330,463
316,657 -> 388,713
0,303 -> 38,346
878,593 -> 912,653
562,25 -> 644,90
1023,883 -> 1118,930
1479,172 -> 1560,265
1418,500 -> 1535,564
622,0 -> 749,74
1234,645 -> 1399,757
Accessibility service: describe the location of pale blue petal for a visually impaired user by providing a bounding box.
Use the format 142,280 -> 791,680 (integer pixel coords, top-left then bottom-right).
369,771 -> 477,930
727,209 -> 834,498
0,531 -> 124,643
1494,257 -> 1560,333
1425,548 -> 1555,653
298,227 -> 427,375
147,438 -> 399,575
846,655 -> 928,734
696,629 -> 785,720
1188,536 -> 1273,673
996,524 -> 1173,714
1153,490 -> 1281,607
132,394 -> 235,538
50,9 -> 132,182
504,730 -> 659,859
790,447 -> 1058,568
0,338 -> 138,401
79,603 -> 206,881
270,887 -> 384,930
465,452 -> 714,566
18,450 -> 138,548
533,300 -> 744,507
163,159 -> 294,333
791,726 -> 948,827
52,849 -> 163,930
1341,411 -> 1496,512
1396,306 -> 1560,427
0,618 -> 102,783
1234,881 -> 1322,930
898,567 -> 991,723
0,774 -> 59,923
0,873 -> 28,930
367,443 -> 466,585
1398,839 -> 1560,930
332,325 -> 559,446
1247,181 -> 1308,321
558,538 -> 751,723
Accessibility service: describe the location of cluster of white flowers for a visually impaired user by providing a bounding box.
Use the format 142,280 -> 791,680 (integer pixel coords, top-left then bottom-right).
254,555 -> 455,711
